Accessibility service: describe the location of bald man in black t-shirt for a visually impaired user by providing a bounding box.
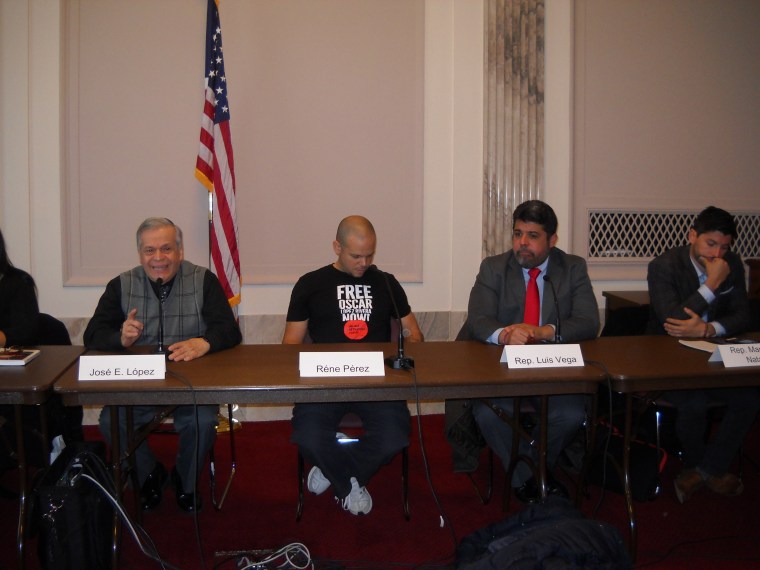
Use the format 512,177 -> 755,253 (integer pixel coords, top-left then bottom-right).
283,215 -> 423,516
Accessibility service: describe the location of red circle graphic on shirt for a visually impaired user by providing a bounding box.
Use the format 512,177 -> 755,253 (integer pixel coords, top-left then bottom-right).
344,320 -> 369,340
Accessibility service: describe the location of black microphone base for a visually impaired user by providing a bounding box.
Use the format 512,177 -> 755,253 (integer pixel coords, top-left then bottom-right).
385,355 -> 414,370
155,346 -> 168,359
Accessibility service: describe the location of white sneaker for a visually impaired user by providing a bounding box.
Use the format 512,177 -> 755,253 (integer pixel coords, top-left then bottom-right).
307,466 -> 331,495
339,477 -> 373,515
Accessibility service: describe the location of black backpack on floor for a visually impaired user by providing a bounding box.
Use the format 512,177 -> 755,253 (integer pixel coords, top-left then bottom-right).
456,496 -> 631,569
27,441 -> 113,570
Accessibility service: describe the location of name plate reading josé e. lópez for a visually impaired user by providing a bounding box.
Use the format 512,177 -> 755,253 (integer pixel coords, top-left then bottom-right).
501,344 -> 584,368
708,343 -> 760,368
299,351 -> 385,377
78,354 -> 166,381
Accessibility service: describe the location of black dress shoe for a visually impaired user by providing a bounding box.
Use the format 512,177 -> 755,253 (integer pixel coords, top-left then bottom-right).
514,477 -> 541,504
514,476 -> 569,505
140,462 -> 168,511
171,467 -> 202,513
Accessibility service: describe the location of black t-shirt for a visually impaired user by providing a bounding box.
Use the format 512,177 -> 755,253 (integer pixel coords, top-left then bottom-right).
286,265 -> 412,343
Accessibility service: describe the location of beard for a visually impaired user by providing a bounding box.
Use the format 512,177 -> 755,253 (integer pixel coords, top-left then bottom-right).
515,249 -> 542,269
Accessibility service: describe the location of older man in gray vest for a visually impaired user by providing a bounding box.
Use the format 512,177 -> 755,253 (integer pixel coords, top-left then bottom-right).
84,217 -> 241,512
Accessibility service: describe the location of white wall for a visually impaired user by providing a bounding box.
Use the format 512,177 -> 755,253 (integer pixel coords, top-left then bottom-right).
1,1 -> 617,323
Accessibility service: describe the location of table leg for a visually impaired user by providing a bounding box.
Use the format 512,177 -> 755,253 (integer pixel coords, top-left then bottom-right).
109,406 -> 121,570
623,393 -> 638,561
537,395 -> 549,498
576,391 -> 599,508
15,405 -> 26,570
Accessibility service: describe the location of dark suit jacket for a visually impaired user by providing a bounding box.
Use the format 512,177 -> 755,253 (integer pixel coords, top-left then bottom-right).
463,247 -> 599,343
646,245 -> 749,335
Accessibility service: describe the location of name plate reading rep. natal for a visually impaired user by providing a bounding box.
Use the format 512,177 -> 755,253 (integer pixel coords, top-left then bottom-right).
78,354 -> 166,381
501,344 -> 584,369
708,343 -> 760,368
299,352 -> 385,378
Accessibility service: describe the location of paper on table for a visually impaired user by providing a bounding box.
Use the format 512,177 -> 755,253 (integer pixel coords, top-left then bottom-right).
678,339 -> 717,353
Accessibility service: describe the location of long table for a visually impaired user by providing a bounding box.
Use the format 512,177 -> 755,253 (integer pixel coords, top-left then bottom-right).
54,340 -> 605,568
48,336 -> 760,564
55,340 -> 605,494
0,345 -> 85,570
55,341 -> 604,404
579,334 -> 760,559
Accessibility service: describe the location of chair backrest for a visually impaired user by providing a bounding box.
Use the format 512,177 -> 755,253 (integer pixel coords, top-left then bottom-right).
36,313 -> 72,345
455,321 -> 471,341
600,306 -> 649,337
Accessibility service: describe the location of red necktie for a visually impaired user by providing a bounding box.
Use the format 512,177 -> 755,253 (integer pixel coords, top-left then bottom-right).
523,268 -> 541,325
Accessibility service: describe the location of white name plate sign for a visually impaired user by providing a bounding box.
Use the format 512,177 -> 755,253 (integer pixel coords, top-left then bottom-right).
78,354 -> 166,381
299,351 -> 385,377
708,343 -> 760,367
501,344 -> 584,369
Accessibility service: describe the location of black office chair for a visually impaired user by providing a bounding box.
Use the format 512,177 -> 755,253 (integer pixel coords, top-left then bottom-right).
296,414 -> 409,521
127,402 -> 238,513
450,323 -> 544,510
0,314 -> 82,501
37,313 -> 73,346
0,315 -> 82,469
591,309 -> 678,503
452,322 -> 591,511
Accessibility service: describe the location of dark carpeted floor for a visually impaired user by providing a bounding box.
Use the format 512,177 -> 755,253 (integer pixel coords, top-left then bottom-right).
2,413 -> 759,569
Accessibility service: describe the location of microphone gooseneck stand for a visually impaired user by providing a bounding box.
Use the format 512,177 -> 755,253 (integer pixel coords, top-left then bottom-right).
371,265 -> 414,369
156,278 -> 166,355
543,274 -> 562,344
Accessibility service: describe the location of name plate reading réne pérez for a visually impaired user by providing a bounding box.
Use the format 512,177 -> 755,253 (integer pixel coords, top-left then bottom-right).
501,344 -> 584,369
299,352 -> 385,378
78,354 -> 166,381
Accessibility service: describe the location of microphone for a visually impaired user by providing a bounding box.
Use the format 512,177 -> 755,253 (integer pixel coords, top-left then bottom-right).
370,265 -> 414,370
543,275 -> 561,344
156,278 -> 166,354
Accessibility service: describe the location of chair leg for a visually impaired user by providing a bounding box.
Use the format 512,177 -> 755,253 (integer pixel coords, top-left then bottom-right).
210,404 -> 238,511
576,392 -> 598,508
740,445 -> 760,475
465,448 -> 494,505
402,445 -> 410,521
296,451 -> 305,522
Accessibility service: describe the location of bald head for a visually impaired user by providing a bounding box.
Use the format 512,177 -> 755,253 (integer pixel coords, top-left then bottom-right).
336,215 -> 376,246
333,215 -> 377,278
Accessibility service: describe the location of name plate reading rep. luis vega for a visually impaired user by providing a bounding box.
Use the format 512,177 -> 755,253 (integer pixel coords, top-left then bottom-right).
299,352 -> 385,377
501,344 -> 584,369
78,354 -> 167,381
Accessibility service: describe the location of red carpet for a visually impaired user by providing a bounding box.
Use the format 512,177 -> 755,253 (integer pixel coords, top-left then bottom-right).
2,414 -> 760,569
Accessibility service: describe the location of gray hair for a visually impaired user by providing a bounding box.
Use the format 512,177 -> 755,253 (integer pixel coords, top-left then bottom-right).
136,217 -> 183,251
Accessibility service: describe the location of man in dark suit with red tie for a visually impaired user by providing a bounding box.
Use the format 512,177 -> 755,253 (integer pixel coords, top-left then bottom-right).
647,206 -> 760,503
462,200 -> 599,503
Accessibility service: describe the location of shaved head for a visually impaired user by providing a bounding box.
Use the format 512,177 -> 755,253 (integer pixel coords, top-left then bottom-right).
336,215 -> 376,246
333,215 -> 377,278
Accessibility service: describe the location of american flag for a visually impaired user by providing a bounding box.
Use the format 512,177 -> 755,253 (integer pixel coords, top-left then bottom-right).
195,0 -> 241,308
